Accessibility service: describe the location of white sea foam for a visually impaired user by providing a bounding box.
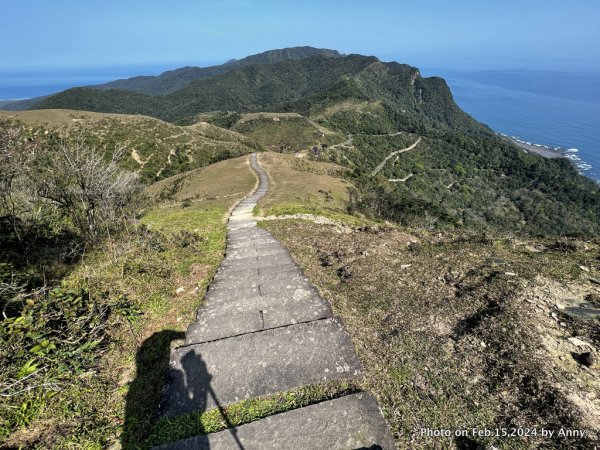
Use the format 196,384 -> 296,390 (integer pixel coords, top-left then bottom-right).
498,133 -> 593,175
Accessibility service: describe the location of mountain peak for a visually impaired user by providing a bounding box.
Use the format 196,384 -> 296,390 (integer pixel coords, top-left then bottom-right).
234,46 -> 342,65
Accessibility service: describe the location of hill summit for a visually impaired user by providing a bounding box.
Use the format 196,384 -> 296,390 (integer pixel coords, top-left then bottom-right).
94,46 -> 342,95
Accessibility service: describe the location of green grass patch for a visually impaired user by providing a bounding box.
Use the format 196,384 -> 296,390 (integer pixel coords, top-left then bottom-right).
145,379 -> 360,448
261,220 -> 600,448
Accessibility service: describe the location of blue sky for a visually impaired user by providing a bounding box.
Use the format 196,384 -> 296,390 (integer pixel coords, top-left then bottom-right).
1,0 -> 599,75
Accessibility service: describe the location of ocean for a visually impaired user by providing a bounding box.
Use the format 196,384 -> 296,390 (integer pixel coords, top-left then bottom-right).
0,64 -> 178,100
423,69 -> 600,181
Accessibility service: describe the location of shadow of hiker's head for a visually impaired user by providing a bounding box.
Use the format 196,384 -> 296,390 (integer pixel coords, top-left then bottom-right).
136,330 -> 185,367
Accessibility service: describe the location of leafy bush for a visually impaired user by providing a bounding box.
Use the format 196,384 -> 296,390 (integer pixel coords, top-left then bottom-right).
0,285 -> 138,437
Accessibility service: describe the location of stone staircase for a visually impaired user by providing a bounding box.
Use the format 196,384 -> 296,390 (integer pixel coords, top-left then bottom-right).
154,153 -> 395,449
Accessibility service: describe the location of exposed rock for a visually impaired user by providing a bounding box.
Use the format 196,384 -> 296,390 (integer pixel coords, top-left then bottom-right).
568,337 -> 592,348
444,270 -> 462,284
407,241 -> 421,251
319,250 -> 340,267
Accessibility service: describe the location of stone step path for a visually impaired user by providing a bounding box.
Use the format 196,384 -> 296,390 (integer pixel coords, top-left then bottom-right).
155,153 -> 394,449
157,393 -> 396,450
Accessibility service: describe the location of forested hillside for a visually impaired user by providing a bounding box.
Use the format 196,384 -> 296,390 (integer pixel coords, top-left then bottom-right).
25,49 -> 600,235
35,54 -> 472,130
95,46 -> 341,95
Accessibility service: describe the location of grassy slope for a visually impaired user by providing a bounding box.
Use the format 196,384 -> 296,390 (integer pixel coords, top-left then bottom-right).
2,156 -> 257,448
0,109 -> 260,183
255,152 -> 357,221
25,54 -> 600,235
256,154 -> 600,449
4,144 -> 599,448
308,101 -> 600,235
231,113 -> 344,152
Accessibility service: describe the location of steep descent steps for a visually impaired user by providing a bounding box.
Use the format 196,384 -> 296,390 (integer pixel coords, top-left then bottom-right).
155,153 -> 395,449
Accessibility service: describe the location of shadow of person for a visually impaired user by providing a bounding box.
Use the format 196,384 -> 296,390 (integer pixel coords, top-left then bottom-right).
162,349 -> 243,449
121,330 -> 185,449
123,333 -> 243,449
167,349 -> 213,417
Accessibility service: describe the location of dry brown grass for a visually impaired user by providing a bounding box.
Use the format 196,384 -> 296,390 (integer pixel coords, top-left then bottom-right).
255,152 -> 353,218
0,108 -> 145,128
236,112 -> 305,123
312,99 -> 386,120
146,154 -> 257,206
261,216 -> 600,449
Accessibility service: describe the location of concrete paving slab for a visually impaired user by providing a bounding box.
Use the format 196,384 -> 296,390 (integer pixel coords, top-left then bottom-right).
220,255 -> 258,269
227,234 -> 276,247
204,273 -> 316,308
227,238 -> 279,249
208,267 -> 305,291
199,290 -> 331,317
259,264 -> 302,275
187,300 -> 333,345
227,236 -> 277,245
221,252 -> 296,271
257,253 -> 296,267
257,268 -> 306,282
226,246 -> 289,260
186,312 -> 264,344
154,393 -> 396,450
159,318 -> 361,417
259,278 -> 317,297
202,285 -> 259,303
213,267 -> 259,281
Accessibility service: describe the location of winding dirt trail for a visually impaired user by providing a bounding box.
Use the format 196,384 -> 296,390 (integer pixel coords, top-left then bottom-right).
371,136 -> 422,176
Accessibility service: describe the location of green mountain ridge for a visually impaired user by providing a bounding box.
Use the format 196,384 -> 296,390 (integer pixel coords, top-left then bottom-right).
23,48 -> 600,235
0,46 -> 343,111
94,46 -> 342,95
35,53 -> 474,133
